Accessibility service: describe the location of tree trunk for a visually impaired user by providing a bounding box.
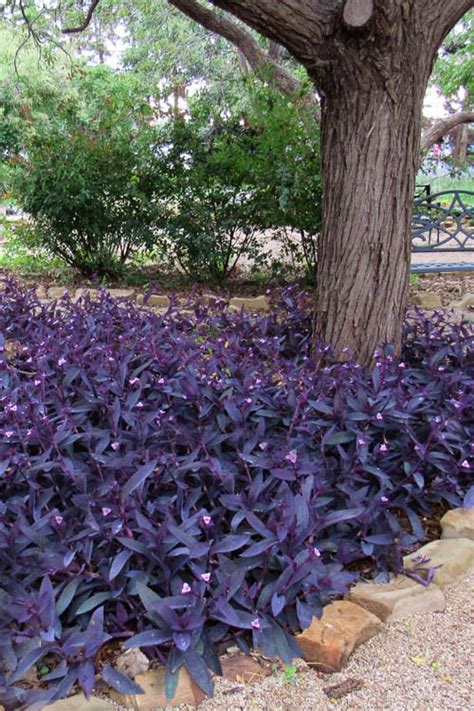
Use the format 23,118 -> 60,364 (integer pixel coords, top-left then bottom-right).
313,61 -> 431,363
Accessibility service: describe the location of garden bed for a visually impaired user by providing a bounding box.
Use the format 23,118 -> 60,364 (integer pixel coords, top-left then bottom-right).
0,281 -> 472,710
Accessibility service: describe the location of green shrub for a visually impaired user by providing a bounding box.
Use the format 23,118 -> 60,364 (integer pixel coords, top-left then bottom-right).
10,68 -> 159,278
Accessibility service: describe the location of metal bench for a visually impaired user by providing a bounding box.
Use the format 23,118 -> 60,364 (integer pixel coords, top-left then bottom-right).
410,190 -> 473,274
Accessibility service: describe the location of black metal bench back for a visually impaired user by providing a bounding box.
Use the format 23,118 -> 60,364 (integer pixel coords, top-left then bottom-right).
411,190 -> 473,253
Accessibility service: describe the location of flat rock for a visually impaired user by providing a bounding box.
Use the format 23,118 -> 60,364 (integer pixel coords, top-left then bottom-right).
136,294 -> 171,308
413,292 -> 443,310
109,667 -> 204,709
47,287 -> 71,300
345,575 -> 445,622
229,295 -> 270,311
441,507 -> 474,541
454,293 -> 474,309
104,288 -> 135,299
296,600 -> 383,672
45,694 -> 114,710
115,648 -> 149,678
74,288 -> 100,301
221,654 -> 272,683
403,538 -> 474,589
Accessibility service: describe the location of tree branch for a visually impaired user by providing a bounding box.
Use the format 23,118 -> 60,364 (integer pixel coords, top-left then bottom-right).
168,0 -> 319,111
62,0 -> 101,34
420,110 -> 474,151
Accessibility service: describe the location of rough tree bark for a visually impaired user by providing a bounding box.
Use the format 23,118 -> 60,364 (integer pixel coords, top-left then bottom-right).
205,0 -> 473,363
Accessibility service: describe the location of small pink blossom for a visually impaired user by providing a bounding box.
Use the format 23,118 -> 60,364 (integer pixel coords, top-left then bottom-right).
285,450 -> 298,464
245,398 -> 252,404
259,442 -> 268,451
398,362 -> 406,369
111,442 -> 120,451
136,401 -> 144,408
461,460 -> 470,469
34,379 -> 41,386
201,573 -> 211,583
101,507 -> 112,517
380,444 -> 388,453
202,515 -> 212,526
357,437 -> 366,447
251,618 -> 261,630
5,431 -> 13,439
313,547 -> 321,557
53,515 -> 63,525
438,366 -> 445,372
181,583 -> 192,594
376,413 -> 384,421
158,378 -> 165,385
381,496 -> 389,503
129,377 -> 139,385
58,358 -> 67,366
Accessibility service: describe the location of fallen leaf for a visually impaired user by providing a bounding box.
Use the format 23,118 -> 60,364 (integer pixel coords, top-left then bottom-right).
411,656 -> 425,666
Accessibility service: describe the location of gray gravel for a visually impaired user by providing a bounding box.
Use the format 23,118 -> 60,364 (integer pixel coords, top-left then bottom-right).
195,573 -> 474,711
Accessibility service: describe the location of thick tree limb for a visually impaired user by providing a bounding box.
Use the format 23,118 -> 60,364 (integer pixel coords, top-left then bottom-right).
208,0 -> 333,63
421,110 -> 474,151
168,0 -> 319,110
62,0 -> 101,34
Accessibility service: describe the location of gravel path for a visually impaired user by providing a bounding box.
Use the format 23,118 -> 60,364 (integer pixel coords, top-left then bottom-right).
195,573 -> 474,711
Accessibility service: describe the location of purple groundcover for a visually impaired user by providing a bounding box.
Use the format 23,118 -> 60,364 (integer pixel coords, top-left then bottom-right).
0,281 -> 472,709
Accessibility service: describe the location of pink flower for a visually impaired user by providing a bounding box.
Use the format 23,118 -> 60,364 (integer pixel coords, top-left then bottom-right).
380,444 -> 388,453
181,583 -> 192,594
245,398 -> 252,404
313,547 -> 321,557
201,573 -> 211,583
34,379 -> 41,386
259,442 -> 268,451
136,401 -> 144,408
285,450 -> 298,464
251,618 -> 261,630
58,358 -> 67,366
381,496 -> 389,503
357,437 -> 366,447
111,442 -> 120,451
398,362 -> 406,369
53,515 -> 63,525
438,366 -> 445,372
129,377 -> 139,385
461,460 -> 470,469
101,507 -> 112,517
376,413 -> 384,421
202,515 -> 212,526
5,431 -> 13,439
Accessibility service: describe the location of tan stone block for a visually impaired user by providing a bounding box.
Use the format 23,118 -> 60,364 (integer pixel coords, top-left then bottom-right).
47,286 -> 71,300
105,288 -> 135,299
109,667 -> 205,709
74,288 -> 100,301
403,538 -> 474,589
441,507 -> 474,541
296,600 -> 383,672
136,294 -> 171,309
45,693 -> 114,710
345,575 -> 445,622
413,292 -> 443,310
229,295 -> 270,311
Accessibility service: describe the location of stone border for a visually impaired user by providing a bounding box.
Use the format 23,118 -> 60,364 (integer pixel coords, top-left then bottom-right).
39,506 -> 474,710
